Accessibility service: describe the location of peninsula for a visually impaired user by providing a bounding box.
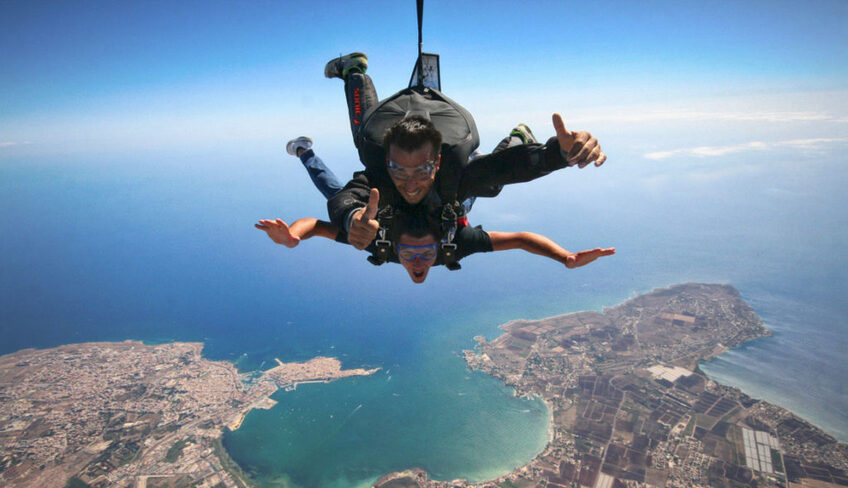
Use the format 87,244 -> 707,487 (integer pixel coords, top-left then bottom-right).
0,342 -> 378,487
374,283 -> 848,488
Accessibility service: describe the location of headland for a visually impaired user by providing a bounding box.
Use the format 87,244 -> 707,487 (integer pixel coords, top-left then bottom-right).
0,341 -> 378,487
374,283 -> 848,488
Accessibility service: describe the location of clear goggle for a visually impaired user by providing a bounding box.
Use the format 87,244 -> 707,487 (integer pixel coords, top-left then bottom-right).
387,159 -> 436,181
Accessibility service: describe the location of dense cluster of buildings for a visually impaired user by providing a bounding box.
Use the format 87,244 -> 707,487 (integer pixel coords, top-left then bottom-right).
0,341 -> 375,487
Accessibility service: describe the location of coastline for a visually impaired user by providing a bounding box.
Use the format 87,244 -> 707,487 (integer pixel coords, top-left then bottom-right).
697,302 -> 847,443
4,283 -> 845,488
0,341 -> 379,488
427,283 -> 847,488
213,436 -> 254,488
227,397 -> 278,431
699,354 -> 848,443
499,393 -> 556,485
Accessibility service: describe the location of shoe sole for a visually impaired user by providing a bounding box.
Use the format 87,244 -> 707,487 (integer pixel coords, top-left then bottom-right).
286,136 -> 313,156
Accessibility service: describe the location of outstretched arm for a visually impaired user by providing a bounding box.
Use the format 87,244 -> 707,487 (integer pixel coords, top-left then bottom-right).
487,231 -> 615,269
255,218 -> 339,248
459,113 -> 606,197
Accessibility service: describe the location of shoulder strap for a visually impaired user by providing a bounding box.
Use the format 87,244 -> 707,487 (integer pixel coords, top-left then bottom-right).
439,202 -> 462,271
367,205 -> 396,266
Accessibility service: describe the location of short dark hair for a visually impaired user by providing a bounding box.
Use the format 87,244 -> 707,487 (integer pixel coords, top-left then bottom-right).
389,210 -> 439,242
382,115 -> 442,156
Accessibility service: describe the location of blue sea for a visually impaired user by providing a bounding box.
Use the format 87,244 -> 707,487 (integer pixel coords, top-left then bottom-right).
1,131 -> 846,487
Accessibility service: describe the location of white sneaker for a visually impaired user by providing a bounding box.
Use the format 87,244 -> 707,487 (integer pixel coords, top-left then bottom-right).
286,136 -> 313,156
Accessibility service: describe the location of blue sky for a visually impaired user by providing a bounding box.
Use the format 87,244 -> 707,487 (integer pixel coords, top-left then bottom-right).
1,0 -> 846,161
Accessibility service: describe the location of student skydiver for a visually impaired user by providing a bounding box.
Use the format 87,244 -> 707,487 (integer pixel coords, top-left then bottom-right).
260,136 -> 614,283
255,212 -> 615,284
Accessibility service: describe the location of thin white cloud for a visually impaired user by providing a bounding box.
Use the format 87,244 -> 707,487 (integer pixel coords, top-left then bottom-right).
781,138 -> 848,149
637,173 -> 672,192
0,141 -> 28,148
645,138 -> 848,160
686,164 -> 763,183
580,111 -> 840,124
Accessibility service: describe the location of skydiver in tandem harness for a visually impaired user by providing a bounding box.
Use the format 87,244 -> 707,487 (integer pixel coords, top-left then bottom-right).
256,2 -> 613,282
256,56 -> 613,283
257,129 -> 613,283
324,51 -> 607,265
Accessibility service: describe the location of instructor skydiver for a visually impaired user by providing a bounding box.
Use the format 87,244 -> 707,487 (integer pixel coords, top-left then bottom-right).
323,52 -> 607,251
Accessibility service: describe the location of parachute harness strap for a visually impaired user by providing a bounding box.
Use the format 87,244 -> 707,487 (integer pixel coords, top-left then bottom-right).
367,205 -> 395,266
416,0 -> 424,74
440,202 -> 461,271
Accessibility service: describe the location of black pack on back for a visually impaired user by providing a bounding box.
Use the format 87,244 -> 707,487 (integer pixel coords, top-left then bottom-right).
355,85 -> 479,203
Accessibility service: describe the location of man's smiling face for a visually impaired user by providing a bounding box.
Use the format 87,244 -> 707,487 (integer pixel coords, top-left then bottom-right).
387,144 -> 440,205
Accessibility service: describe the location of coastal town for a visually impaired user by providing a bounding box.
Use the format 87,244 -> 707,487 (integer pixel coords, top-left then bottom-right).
375,283 -> 848,488
0,342 -> 378,487
1,283 -> 846,488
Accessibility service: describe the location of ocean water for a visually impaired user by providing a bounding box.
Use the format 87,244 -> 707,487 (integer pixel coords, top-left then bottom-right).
700,290 -> 848,441
1,136 -> 846,486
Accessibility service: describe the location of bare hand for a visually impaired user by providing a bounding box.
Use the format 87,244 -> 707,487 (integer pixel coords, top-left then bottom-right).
553,113 -> 607,168
348,188 -> 380,250
565,247 -> 615,269
255,218 -> 300,248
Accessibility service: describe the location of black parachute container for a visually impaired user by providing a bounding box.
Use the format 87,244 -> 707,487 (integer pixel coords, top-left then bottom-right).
360,0 -> 481,270
355,87 -> 479,198
354,0 -> 480,201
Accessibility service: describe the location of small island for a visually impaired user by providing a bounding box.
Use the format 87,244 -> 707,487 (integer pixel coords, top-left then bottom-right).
0,341 -> 378,488
375,283 -> 848,488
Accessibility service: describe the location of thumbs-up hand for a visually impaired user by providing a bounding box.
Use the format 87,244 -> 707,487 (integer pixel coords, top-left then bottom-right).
348,188 -> 381,250
553,113 -> 606,168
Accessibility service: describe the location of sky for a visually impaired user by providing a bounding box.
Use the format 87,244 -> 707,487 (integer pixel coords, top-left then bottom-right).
1,0 -> 846,163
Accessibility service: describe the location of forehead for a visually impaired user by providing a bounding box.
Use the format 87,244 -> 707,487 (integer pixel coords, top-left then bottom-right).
388,144 -> 436,167
398,234 -> 437,246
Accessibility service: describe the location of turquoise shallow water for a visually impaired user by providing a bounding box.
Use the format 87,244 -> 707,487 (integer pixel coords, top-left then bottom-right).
224,364 -> 550,487
1,141 -> 846,485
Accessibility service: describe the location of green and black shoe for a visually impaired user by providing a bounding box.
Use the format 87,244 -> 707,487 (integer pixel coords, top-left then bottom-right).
510,123 -> 537,144
324,52 -> 368,80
